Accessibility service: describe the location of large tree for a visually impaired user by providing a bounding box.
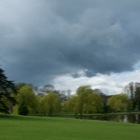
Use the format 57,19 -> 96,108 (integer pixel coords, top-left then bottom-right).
39,91 -> 61,116
17,85 -> 38,115
0,68 -> 17,113
63,95 -> 78,115
124,82 -> 140,111
76,86 -> 103,118
107,94 -> 130,112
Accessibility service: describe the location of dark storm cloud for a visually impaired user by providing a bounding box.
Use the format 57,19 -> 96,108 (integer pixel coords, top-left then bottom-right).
0,0 -> 140,85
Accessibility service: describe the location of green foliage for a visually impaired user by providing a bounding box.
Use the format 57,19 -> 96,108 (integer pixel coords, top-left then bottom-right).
63,95 -> 78,114
78,86 -> 103,114
76,86 -> 93,118
107,94 -> 130,112
84,92 -> 103,113
18,103 -> 29,115
125,82 -> 140,111
38,91 -> 61,116
64,86 -> 103,118
0,68 -> 17,113
17,85 -> 38,115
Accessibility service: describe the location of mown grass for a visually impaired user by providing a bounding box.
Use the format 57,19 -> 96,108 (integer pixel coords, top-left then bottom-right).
0,114 -> 140,140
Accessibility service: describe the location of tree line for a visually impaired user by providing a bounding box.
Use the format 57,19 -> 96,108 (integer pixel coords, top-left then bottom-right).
1,67 -> 140,118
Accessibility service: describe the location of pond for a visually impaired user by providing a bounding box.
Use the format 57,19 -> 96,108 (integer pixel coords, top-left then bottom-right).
78,114 -> 140,124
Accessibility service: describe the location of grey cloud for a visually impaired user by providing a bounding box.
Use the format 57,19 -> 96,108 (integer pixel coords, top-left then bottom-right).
1,0 -> 140,85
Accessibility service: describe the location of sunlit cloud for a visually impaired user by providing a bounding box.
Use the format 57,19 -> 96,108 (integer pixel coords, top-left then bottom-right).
52,69 -> 140,94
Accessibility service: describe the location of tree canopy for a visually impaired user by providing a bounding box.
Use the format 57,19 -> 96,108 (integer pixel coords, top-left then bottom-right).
125,82 -> 140,111
17,85 -> 38,115
0,68 -> 17,113
38,91 -> 61,116
107,94 -> 130,112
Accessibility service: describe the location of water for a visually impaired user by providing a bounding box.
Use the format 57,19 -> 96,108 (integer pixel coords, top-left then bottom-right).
81,114 -> 140,124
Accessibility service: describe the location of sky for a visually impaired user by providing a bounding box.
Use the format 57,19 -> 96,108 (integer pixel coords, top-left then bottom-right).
0,0 -> 140,94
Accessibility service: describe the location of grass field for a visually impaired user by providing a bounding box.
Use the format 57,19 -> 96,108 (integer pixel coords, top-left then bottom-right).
0,115 -> 140,140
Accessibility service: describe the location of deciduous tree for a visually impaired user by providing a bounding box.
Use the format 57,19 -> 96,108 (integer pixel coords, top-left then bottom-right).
76,86 -> 103,118
107,94 -> 130,112
39,91 -> 61,116
17,85 -> 38,115
64,95 -> 78,115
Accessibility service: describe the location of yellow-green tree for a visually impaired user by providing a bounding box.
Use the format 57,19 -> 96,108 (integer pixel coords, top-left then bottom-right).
107,94 -> 130,112
84,92 -> 103,113
63,95 -> 78,115
17,85 -> 38,115
39,92 -> 61,116
76,86 -> 103,118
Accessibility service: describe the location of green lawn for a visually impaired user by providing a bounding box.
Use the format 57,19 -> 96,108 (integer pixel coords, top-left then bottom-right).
0,115 -> 140,140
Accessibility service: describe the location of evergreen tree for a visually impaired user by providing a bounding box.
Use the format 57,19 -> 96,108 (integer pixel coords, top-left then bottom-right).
0,68 -> 17,113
